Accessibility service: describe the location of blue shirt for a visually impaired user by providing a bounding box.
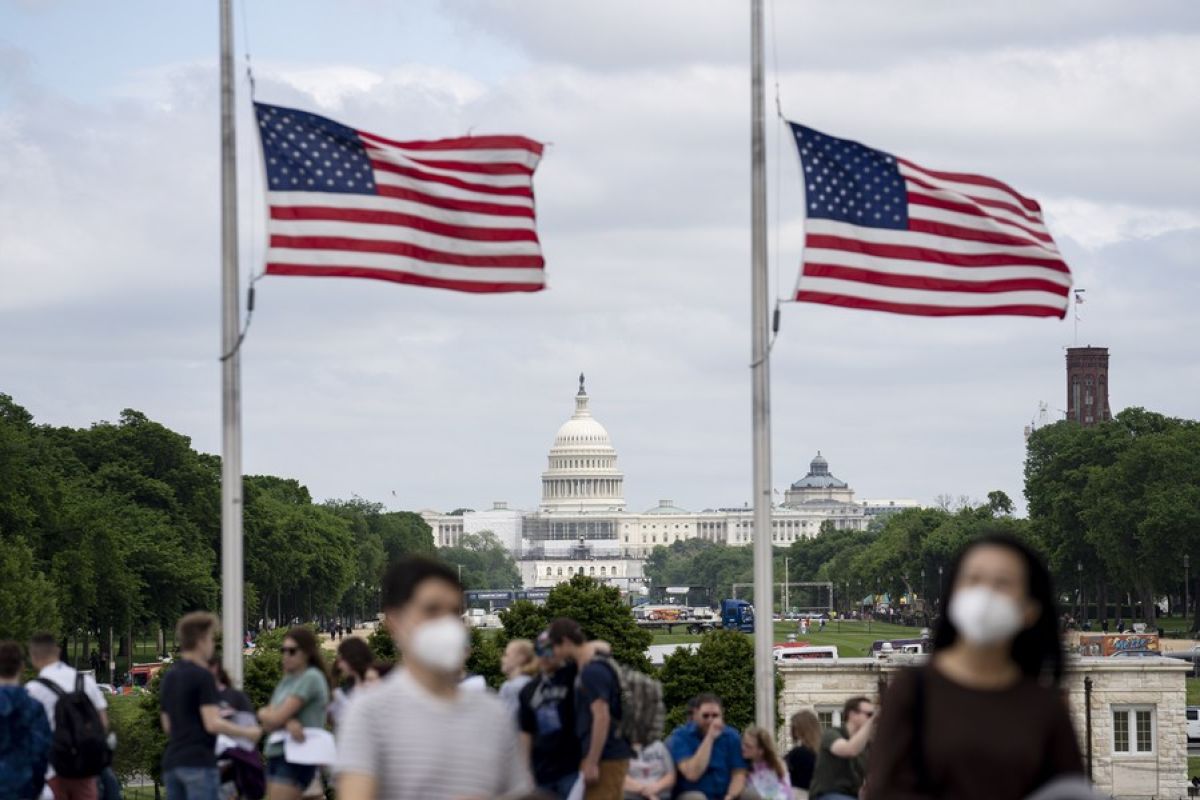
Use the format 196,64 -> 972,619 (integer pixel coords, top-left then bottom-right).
667,721 -> 748,798
0,685 -> 52,800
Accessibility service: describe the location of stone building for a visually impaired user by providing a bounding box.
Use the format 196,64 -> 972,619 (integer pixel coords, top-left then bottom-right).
422,376 -> 919,589
777,656 -> 1188,800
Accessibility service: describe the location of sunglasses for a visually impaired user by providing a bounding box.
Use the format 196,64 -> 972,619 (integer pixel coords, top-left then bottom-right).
281,646 -> 299,656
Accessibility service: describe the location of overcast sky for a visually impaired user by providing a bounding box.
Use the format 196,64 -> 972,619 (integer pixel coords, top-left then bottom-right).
2,1 -> 1198,516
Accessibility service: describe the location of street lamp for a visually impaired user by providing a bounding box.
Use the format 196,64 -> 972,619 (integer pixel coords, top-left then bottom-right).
1185,554 -> 1191,624
1077,560 -> 1084,624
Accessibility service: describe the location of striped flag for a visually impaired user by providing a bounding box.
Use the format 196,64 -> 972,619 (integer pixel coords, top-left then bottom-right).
254,102 -> 545,294
789,123 -> 1072,318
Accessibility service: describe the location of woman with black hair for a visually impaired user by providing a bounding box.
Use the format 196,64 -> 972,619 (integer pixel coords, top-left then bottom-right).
327,637 -> 377,728
866,533 -> 1086,800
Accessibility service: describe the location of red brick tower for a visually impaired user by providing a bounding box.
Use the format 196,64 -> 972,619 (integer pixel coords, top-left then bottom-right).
1066,346 -> 1111,426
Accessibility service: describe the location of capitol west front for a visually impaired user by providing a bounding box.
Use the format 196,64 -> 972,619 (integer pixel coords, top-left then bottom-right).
422,377 -> 916,589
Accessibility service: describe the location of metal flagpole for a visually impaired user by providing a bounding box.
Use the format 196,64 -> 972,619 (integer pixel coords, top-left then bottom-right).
749,0 -> 776,731
219,0 -> 245,687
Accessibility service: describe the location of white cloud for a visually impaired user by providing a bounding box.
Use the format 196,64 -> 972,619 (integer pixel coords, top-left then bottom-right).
1,6 -> 1198,514
1044,199 -> 1200,250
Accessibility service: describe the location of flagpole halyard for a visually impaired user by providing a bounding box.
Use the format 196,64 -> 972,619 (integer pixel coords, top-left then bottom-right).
219,0 -> 246,687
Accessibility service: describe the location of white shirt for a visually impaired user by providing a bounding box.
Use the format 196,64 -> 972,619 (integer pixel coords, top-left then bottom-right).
25,662 -> 108,779
337,669 -> 531,799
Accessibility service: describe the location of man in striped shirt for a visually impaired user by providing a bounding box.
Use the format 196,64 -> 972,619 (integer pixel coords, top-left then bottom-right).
336,557 -> 532,800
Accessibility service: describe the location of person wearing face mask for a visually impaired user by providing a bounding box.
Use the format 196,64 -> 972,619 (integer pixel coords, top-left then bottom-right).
866,533 -> 1085,800
336,557 -> 532,800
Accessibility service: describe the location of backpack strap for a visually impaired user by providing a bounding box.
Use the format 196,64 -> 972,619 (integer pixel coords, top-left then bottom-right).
35,677 -> 66,698
75,673 -> 85,694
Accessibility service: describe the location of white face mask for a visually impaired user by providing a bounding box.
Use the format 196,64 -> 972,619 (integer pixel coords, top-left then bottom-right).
948,585 -> 1025,646
408,616 -> 469,674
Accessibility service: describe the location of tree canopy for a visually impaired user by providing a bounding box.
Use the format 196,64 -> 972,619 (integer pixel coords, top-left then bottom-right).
438,530 -> 522,590
500,574 -> 653,670
0,392 -> 434,670
1025,408 -> 1200,627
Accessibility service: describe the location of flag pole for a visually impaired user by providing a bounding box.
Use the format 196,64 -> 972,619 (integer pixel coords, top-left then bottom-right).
749,0 -> 775,730
218,0 -> 245,687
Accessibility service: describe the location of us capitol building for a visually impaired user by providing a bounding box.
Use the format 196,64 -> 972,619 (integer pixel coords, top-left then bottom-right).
421,376 -> 917,590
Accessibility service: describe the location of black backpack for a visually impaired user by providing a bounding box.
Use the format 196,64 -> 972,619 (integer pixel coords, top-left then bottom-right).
36,674 -> 111,778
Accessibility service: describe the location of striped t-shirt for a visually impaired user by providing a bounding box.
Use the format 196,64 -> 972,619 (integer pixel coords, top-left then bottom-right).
336,669 -> 532,799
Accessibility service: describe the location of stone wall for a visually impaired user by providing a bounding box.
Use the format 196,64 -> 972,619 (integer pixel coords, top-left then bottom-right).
778,655 -> 1189,799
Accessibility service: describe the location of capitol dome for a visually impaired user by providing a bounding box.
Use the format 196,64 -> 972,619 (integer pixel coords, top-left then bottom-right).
541,375 -> 625,512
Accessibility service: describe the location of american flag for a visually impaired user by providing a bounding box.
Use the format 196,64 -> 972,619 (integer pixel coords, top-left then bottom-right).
789,123 -> 1072,318
254,102 -> 545,294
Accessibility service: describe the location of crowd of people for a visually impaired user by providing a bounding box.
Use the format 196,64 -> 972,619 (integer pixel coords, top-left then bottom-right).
1,533 -> 1105,800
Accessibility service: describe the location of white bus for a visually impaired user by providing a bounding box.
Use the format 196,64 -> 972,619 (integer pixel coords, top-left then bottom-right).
773,645 -> 839,662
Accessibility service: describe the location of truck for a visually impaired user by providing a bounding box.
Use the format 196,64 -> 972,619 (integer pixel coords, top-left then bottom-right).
1077,633 -> 1160,657
722,598 -> 754,633
632,598 -> 754,634
870,638 -> 932,659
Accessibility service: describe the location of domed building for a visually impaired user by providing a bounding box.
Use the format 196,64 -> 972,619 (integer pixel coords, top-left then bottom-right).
783,451 -> 856,507
540,374 -> 625,512
422,376 -> 918,589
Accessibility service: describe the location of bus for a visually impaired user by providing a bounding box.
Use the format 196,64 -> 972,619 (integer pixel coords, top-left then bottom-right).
773,645 -> 839,662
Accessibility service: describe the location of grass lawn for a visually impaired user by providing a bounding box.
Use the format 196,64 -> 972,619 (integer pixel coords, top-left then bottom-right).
1190,756 -> 1200,781
652,620 -> 926,658
1188,677 -> 1200,706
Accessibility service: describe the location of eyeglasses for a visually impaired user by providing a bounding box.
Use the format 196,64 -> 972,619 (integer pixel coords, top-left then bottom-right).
281,646 -> 299,656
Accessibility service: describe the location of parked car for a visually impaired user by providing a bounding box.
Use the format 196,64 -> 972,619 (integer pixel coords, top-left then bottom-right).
95,683 -> 118,696
1188,707 -> 1200,742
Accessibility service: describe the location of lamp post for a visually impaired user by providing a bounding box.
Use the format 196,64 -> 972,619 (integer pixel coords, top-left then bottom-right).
1077,560 -> 1084,625
1185,554 -> 1191,624
920,567 -> 928,623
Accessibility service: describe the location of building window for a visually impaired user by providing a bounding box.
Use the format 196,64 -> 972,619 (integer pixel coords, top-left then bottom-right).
589,566 -> 595,575
546,567 -> 552,576
600,566 -> 606,576
1112,707 -> 1155,755
557,568 -> 563,576
815,707 -> 842,729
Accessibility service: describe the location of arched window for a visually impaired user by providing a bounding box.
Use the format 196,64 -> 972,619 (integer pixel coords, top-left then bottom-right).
557,567 -> 563,576
546,567 -> 552,576
589,566 -> 596,575
600,566 -> 607,576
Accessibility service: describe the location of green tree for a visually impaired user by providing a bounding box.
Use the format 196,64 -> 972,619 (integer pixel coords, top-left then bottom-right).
439,531 -> 522,590
367,625 -> 397,663
658,630 -> 774,732
499,600 -> 549,642
644,540 -> 755,602
987,490 -> 1015,517
243,626 -> 288,710
467,627 -> 504,688
540,575 -> 652,669
0,536 -> 60,641
1026,409 -> 1200,627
